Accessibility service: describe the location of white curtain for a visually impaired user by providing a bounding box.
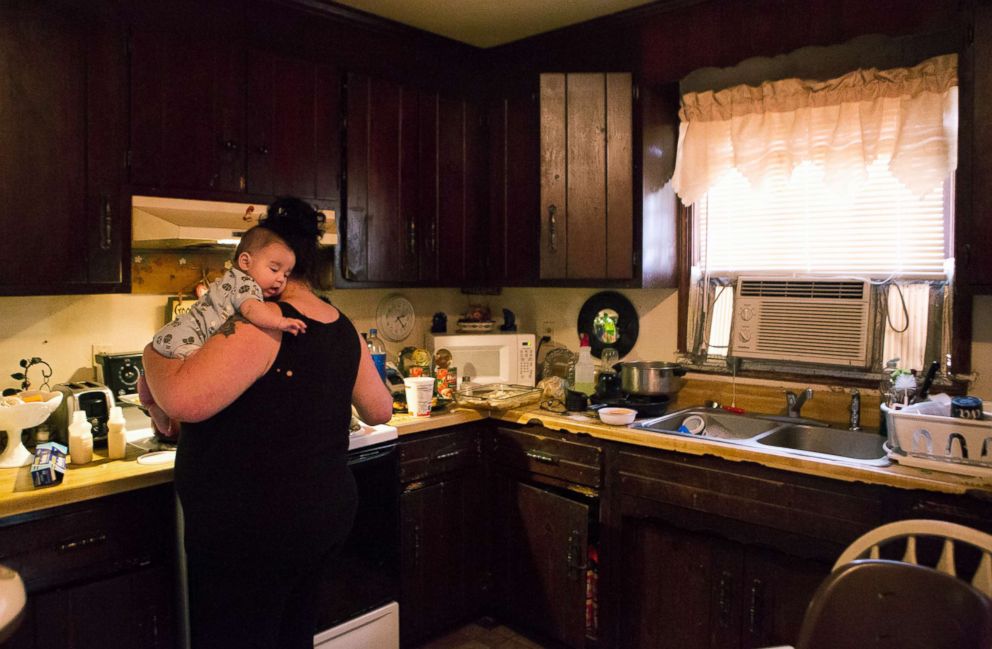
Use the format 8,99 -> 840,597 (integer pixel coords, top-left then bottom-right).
672,54 -> 958,207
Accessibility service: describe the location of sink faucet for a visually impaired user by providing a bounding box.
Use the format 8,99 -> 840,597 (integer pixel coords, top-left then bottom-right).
785,388 -> 814,418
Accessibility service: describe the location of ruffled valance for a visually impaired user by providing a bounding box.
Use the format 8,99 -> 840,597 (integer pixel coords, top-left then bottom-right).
672,54 -> 958,206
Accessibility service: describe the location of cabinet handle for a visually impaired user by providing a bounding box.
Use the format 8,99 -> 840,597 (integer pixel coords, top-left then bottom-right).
408,220 -> 416,255
58,532 -> 108,553
430,219 -> 437,254
255,145 -> 270,155
525,449 -> 558,465
748,578 -> 763,635
547,204 -> 558,253
432,449 -> 462,461
99,196 -> 112,251
566,528 -> 586,580
717,571 -> 733,628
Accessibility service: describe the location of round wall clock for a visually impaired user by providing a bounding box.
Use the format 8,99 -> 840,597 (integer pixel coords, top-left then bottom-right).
376,294 -> 416,342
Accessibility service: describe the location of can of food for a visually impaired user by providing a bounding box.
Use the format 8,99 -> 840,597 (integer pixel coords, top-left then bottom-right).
950,395 -> 984,420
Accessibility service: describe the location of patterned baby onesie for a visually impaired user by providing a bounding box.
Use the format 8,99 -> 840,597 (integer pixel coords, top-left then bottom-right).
152,268 -> 264,359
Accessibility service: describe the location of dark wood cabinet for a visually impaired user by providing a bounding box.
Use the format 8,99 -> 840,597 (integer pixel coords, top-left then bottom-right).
0,485 -> 178,649
399,426 -> 488,647
487,90 -> 541,286
340,72 -> 485,287
489,426 -> 601,649
129,24 -> 245,195
244,51 -> 342,204
0,0 -> 127,296
605,446 -> 884,649
540,72 -> 634,282
130,3 -> 340,204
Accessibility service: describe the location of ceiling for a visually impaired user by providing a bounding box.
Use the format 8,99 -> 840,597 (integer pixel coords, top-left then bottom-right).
331,0 -> 659,48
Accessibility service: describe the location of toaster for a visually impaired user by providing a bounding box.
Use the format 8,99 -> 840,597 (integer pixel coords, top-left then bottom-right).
48,381 -> 115,445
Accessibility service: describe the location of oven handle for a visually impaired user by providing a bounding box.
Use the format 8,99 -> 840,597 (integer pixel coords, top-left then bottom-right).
347,443 -> 397,467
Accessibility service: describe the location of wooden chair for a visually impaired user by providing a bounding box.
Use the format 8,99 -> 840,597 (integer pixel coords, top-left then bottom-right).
834,518 -> 992,597
764,519 -> 992,649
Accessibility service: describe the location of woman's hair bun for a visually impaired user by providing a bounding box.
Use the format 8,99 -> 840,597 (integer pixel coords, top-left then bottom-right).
260,196 -> 325,241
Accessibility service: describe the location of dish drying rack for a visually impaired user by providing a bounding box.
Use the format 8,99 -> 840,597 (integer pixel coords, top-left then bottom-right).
883,402 -> 992,478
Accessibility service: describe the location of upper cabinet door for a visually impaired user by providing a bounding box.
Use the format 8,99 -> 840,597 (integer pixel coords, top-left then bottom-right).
245,52 -> 341,204
0,0 -> 127,296
343,73 -> 419,283
129,28 -> 245,194
540,72 -> 633,282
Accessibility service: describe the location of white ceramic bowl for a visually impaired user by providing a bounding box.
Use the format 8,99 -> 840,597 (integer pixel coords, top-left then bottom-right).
598,407 -> 637,426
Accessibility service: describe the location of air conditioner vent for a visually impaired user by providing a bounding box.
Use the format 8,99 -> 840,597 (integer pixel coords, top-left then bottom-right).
731,277 -> 871,367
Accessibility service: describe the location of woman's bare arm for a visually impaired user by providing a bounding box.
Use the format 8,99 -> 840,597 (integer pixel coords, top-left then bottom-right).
351,329 -> 393,425
142,316 -> 281,422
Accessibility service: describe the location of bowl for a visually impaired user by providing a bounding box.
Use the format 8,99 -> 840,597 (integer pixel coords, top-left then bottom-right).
598,407 -> 637,426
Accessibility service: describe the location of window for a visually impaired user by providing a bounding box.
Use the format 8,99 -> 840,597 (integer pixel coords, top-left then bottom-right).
673,53 -> 958,377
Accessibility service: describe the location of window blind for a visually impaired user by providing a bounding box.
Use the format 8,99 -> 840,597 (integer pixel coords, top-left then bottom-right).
696,157 -> 948,280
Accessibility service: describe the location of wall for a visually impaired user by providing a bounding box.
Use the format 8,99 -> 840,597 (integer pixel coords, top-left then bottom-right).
2,290 -> 989,402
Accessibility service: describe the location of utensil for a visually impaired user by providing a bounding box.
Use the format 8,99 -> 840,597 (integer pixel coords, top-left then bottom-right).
617,361 -> 687,397
914,360 -> 940,403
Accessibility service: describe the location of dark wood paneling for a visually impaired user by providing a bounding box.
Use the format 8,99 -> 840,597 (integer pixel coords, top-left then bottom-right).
437,95 -> 467,281
566,73 -> 608,279
606,73 -> 634,280
539,73 -> 568,279
344,72 -> 370,280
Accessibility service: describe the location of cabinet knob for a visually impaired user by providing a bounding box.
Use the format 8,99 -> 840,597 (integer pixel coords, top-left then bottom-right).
255,145 -> 270,155
221,139 -> 240,151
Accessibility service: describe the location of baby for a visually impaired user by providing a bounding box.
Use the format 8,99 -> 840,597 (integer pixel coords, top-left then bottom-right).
141,226 -> 306,435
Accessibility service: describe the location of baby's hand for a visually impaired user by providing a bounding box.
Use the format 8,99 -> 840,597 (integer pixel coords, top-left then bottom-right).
281,317 -> 307,335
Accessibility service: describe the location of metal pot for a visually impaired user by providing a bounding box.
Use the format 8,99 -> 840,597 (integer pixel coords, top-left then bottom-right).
617,361 -> 687,397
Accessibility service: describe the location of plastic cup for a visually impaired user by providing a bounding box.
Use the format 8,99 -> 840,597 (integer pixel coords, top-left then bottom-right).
404,377 -> 435,417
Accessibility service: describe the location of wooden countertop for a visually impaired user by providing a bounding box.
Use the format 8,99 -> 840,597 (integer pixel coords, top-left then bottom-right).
2,404 -> 988,519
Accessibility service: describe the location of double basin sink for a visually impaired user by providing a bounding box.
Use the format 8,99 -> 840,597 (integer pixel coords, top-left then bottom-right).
632,407 -> 890,466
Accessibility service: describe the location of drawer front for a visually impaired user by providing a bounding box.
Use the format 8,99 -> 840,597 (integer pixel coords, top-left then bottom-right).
491,426 -> 602,488
617,448 -> 883,546
0,485 -> 175,592
400,427 -> 481,484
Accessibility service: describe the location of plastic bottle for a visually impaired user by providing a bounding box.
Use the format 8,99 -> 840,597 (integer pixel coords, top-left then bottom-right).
107,405 -> 127,460
68,410 -> 93,465
367,329 -> 388,382
574,333 -> 596,396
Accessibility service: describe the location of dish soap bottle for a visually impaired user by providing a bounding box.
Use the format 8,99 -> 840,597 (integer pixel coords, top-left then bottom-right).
367,329 -> 387,382
574,334 -> 596,396
107,406 -> 127,460
68,410 -> 93,465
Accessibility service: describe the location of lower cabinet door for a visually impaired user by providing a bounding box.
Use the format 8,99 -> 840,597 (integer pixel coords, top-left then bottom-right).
400,472 -> 487,647
494,475 -> 590,649
26,565 -> 175,649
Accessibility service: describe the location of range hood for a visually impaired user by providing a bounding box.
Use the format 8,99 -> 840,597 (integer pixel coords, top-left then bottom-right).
131,195 -> 337,251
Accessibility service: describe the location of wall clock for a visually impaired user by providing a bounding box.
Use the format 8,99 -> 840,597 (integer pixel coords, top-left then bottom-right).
376,294 -> 416,342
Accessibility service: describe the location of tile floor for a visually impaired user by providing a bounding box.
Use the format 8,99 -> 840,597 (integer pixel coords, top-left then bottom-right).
415,620 -> 553,649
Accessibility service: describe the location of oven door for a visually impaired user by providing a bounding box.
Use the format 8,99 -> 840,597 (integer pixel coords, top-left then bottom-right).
314,441 -> 399,634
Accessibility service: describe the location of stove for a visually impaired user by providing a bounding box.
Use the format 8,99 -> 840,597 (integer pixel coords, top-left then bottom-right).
348,422 -> 398,450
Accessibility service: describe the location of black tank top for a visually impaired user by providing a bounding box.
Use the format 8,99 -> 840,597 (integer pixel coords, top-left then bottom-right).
175,302 -> 361,562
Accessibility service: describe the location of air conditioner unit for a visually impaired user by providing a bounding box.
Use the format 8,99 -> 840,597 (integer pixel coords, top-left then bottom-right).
730,277 -> 872,367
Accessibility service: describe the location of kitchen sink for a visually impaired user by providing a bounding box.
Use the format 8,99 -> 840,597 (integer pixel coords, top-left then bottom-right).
633,408 -> 890,466
639,408 -> 780,440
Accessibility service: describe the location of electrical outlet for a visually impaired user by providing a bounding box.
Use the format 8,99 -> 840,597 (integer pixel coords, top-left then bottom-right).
540,320 -> 557,336
91,344 -> 112,367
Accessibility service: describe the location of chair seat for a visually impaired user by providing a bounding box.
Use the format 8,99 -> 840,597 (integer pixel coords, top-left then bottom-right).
796,560 -> 992,649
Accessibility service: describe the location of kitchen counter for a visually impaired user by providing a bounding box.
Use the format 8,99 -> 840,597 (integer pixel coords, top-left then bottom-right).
0,408 -> 486,519
2,403 -> 989,519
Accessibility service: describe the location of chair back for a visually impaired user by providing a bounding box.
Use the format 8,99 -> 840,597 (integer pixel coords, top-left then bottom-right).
796,560 -> 992,649
834,518 -> 992,597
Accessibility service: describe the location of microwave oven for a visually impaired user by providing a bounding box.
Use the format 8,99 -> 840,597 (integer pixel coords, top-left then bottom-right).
426,332 -> 536,386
